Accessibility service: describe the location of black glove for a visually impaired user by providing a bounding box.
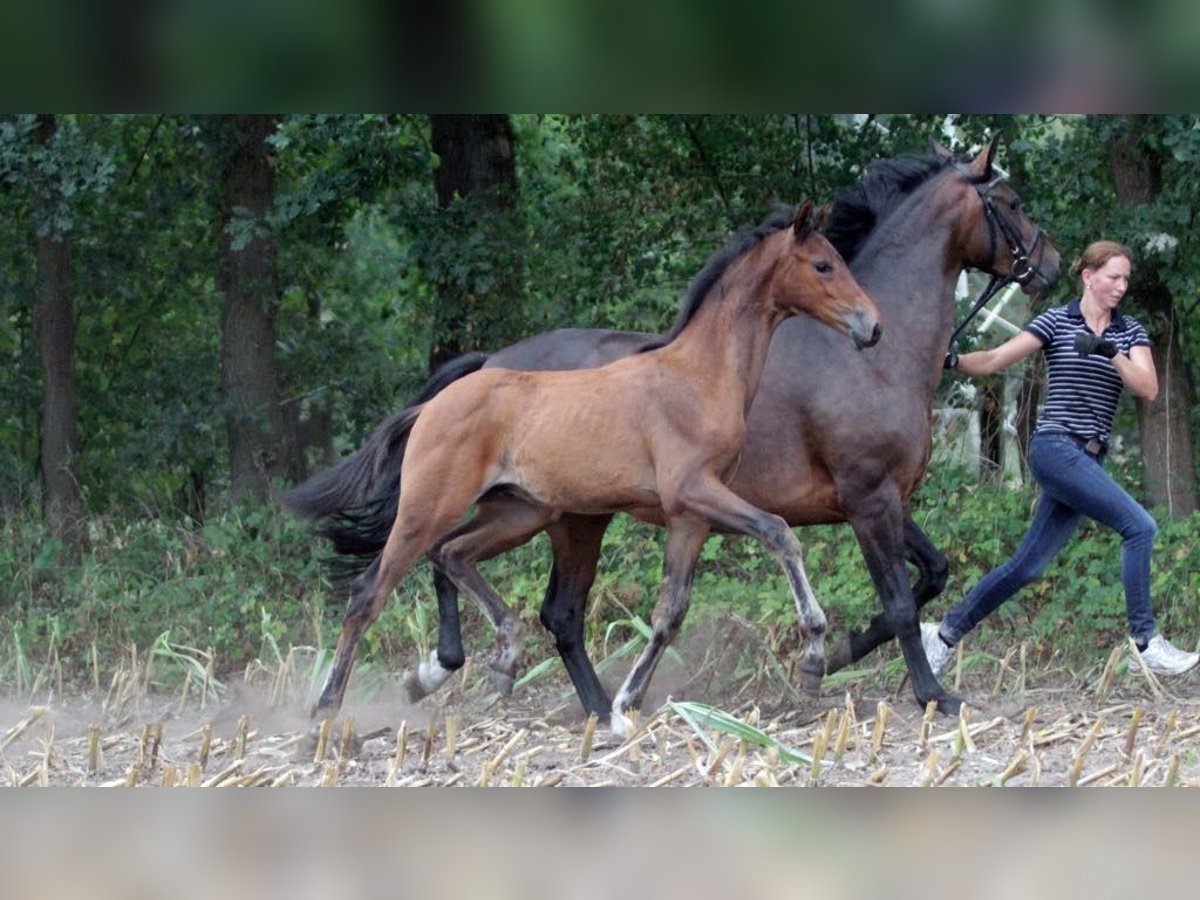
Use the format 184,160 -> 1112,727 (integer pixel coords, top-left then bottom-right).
943,352 -> 959,370
1073,332 -> 1118,359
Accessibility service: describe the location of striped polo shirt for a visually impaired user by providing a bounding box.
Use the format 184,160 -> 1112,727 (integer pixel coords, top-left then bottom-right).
1024,299 -> 1151,446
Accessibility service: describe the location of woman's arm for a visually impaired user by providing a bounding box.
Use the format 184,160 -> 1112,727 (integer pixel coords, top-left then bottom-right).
954,330 -> 1043,377
1114,344 -> 1159,401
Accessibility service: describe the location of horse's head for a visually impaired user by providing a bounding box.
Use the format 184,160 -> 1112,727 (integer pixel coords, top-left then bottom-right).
935,136 -> 1062,296
779,199 -> 882,350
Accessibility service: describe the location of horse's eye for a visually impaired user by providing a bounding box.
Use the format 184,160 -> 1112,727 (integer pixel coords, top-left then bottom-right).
814,260 -> 833,274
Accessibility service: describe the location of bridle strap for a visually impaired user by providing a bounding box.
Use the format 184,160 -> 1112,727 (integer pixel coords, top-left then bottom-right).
947,167 -> 1046,351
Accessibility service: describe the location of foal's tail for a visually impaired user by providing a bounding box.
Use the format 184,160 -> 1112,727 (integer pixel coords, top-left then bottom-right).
281,351 -> 489,579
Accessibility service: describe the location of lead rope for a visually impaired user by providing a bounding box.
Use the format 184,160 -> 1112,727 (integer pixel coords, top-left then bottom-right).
947,272 -> 1013,352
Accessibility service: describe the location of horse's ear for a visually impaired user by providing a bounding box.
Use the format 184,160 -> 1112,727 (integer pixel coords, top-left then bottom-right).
965,135 -> 1001,178
793,199 -> 814,238
931,138 -> 954,160
815,202 -> 832,231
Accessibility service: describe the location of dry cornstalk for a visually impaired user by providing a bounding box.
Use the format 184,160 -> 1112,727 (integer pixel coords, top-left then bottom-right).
919,700 -> 937,751
234,715 -> 251,761
204,760 -> 243,787
1067,716 -> 1107,786
1076,762 -> 1119,787
337,716 -> 355,761
421,720 -> 437,767
1018,706 -> 1038,745
1164,752 -> 1180,787
725,741 -> 747,786
199,721 -> 214,768
444,715 -> 459,761
991,646 -> 1016,697
1094,645 -> 1122,699
919,749 -> 940,787
996,748 -> 1027,786
1155,709 -> 1178,754
476,727 -> 527,786
391,721 -> 409,777
869,701 -> 890,761
706,740 -> 733,779
87,723 -> 102,776
0,707 -> 48,753
1129,751 -> 1145,787
312,718 -> 332,764
1123,707 -> 1144,758
580,713 -> 599,762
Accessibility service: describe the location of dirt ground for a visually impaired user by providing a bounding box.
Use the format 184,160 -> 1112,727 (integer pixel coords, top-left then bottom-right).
4,626 -> 1200,787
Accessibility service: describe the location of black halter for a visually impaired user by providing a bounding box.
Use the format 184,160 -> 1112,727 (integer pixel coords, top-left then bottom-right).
947,169 -> 1049,350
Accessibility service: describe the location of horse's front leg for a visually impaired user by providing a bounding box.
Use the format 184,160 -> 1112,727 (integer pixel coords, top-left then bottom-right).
841,485 -> 960,714
826,515 -> 948,673
671,475 -> 828,690
611,517 -> 709,738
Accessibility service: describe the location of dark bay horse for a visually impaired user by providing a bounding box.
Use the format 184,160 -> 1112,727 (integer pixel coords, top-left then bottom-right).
292,201 -> 882,726
290,138 -> 1061,723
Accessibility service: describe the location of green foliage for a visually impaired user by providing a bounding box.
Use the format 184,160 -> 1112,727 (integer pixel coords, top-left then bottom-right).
0,502 -> 332,687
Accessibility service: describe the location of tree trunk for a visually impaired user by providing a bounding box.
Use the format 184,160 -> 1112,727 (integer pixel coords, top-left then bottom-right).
1106,119 -> 1198,516
1133,275 -> 1196,516
33,114 -> 84,543
426,114 -> 524,372
217,115 -> 286,503
978,378 -> 1004,485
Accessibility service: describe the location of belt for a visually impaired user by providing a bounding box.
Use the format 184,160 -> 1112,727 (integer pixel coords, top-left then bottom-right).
1066,433 -> 1107,457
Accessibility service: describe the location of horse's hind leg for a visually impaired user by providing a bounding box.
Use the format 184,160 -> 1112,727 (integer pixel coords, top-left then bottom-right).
825,515 -> 949,673
841,487 -> 960,714
430,501 -> 557,696
312,478 -> 479,721
404,566 -> 466,701
611,517 -> 708,738
541,513 -> 614,719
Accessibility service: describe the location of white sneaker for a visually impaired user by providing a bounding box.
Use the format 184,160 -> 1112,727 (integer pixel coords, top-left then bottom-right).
1129,633 -> 1199,676
921,622 -> 954,677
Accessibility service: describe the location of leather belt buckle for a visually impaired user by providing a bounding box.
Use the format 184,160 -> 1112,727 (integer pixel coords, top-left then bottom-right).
1085,438 -> 1103,455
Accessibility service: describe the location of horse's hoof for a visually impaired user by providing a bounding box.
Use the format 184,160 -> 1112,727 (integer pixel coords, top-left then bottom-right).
824,636 -> 853,673
489,668 -> 515,696
404,670 -> 428,703
928,692 -> 963,716
796,656 -> 825,695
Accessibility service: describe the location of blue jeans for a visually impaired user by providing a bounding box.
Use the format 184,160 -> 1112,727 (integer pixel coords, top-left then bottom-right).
941,431 -> 1159,645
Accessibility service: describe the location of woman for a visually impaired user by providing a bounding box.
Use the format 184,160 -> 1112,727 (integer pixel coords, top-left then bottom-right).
924,240 -> 1198,677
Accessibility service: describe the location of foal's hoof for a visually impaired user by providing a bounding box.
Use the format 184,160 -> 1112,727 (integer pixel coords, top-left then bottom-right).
610,709 -> 636,740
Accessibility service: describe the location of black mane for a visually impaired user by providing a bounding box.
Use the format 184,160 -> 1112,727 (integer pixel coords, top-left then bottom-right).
640,205 -> 798,352
826,153 -> 977,264
639,150 -> 991,354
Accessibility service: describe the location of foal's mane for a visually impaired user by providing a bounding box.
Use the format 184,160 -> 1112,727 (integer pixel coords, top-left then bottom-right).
641,205 -> 798,352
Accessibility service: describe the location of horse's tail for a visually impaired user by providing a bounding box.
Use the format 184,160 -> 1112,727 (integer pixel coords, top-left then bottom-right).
281,351 -> 489,579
